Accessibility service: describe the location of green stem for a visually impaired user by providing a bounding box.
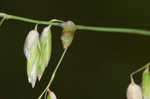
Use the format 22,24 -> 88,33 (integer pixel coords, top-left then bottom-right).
130,63 -> 150,82
38,48 -> 68,99
1,12 -> 150,36
0,12 -> 61,26
0,17 -> 6,26
76,25 -> 150,36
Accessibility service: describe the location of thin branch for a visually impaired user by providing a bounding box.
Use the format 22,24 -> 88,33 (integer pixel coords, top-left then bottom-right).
0,12 -> 61,26
38,48 -> 68,99
0,17 -> 6,26
1,12 -> 150,36
76,25 -> 150,36
130,63 -> 150,82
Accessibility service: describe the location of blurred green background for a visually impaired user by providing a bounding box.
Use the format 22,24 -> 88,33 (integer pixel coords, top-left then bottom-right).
0,0 -> 150,99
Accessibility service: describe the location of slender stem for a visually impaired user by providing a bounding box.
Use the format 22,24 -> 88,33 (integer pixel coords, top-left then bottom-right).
0,12 -> 61,26
130,63 -> 150,82
76,25 -> 150,36
0,17 -> 6,26
1,12 -> 150,36
38,48 -> 68,99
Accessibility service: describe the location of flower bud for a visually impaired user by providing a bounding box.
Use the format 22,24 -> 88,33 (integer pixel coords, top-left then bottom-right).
61,21 -> 76,49
47,90 -> 57,99
24,28 -> 40,88
142,68 -> 150,99
127,80 -> 143,99
38,26 -> 52,80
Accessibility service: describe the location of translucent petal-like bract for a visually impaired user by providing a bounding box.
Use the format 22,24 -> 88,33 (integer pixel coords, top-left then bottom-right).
47,90 -> 57,99
38,26 -> 52,80
24,29 -> 40,88
127,81 -> 143,99
61,21 -> 76,49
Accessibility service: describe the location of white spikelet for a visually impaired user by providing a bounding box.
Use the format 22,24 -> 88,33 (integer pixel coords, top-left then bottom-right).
127,81 -> 143,99
47,90 -> 57,99
24,30 -> 40,59
24,27 -> 40,88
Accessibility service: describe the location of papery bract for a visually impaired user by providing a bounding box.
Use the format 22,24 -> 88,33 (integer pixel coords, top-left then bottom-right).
127,81 -> 143,99
61,21 -> 76,49
24,28 -> 40,88
47,90 -> 57,99
38,26 -> 52,80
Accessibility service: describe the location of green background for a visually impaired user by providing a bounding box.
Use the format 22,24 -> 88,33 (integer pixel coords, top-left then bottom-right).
0,0 -> 150,99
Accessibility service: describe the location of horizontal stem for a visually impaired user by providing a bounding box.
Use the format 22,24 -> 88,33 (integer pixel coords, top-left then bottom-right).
77,25 -> 150,36
1,12 -> 150,36
0,12 -> 61,26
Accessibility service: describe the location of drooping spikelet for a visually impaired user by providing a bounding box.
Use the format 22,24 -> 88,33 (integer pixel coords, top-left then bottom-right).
61,21 -> 76,49
38,26 -> 52,80
127,79 -> 143,99
24,26 -> 40,88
